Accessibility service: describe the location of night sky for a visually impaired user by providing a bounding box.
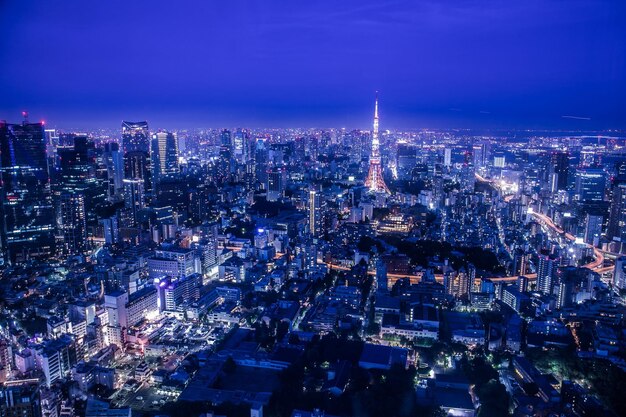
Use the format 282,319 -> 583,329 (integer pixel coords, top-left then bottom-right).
1,0 -> 625,130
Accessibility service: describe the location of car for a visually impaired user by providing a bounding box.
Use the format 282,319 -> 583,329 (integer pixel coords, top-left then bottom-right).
136,396 -> 143,401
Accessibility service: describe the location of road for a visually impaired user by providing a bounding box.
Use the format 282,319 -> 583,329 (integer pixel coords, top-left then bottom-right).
320,174 -> 614,284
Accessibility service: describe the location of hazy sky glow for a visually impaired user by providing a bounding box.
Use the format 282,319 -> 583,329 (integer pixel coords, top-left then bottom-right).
1,0 -> 625,130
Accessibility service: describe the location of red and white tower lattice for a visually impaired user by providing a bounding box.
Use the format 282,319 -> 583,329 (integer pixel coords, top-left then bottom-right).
364,93 -> 390,194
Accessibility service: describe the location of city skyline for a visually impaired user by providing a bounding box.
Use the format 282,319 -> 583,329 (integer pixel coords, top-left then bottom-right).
2,2 -> 626,417
1,0 -> 625,130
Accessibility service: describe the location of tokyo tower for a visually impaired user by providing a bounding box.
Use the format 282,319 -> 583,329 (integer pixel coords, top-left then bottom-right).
364,93 -> 390,194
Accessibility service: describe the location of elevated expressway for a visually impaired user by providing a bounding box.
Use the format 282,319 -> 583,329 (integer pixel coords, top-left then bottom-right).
322,174 -> 614,284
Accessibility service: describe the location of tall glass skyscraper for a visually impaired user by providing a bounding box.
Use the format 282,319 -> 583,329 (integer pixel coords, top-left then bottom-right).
152,131 -> 179,178
122,121 -> 151,200
121,121 -> 149,154
0,120 -> 56,264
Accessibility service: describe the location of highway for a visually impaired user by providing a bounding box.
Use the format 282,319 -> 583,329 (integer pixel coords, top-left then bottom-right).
320,174 -> 614,285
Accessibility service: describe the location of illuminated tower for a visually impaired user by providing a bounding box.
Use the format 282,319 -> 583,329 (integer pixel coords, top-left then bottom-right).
365,93 -> 390,194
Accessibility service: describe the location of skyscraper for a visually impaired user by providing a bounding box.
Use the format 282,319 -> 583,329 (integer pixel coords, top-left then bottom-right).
443,148 -> 452,167
537,254 -> 558,295
0,120 -> 56,264
102,142 -> 124,201
266,166 -> 286,202
121,121 -> 149,154
232,129 -> 248,163
574,168 -> 606,202
152,131 -> 179,178
122,179 -> 145,227
254,139 -> 269,188
58,192 -> 87,256
364,93 -> 390,194
122,121 -> 151,199
613,256 -> 626,290
308,188 -> 322,237
549,151 -> 569,192
607,181 -> 626,251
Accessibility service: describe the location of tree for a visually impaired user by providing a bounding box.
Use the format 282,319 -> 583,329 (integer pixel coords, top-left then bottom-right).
223,356 -> 236,374
476,379 -> 510,417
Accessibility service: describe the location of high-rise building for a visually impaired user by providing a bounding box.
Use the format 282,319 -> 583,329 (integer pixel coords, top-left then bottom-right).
308,189 -> 322,237
584,213 -> 604,245
443,148 -> 452,167
396,143 -> 417,180
493,153 -> 505,168
57,193 -> 87,256
102,142 -> 124,201
607,181 -> 626,250
54,135 -> 104,228
555,267 -> 580,309
35,336 -> 78,387
376,257 -> 388,292
104,290 -> 128,347
266,166 -> 286,202
364,94 -> 390,194
100,215 -> 120,245
122,179 -> 145,227
613,256 -> 626,290
121,121 -> 149,154
254,139 -> 269,187
152,131 -> 178,178
148,247 -> 196,280
512,249 -> 529,276
537,254 -> 558,295
232,129 -> 248,163
472,142 -> 487,168
549,151 -> 569,192
220,129 -> 231,147
0,120 -> 56,265
574,168 -> 606,202
156,273 -> 202,312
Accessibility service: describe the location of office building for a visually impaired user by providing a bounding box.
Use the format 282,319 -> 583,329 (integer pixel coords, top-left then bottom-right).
266,166 -> 286,202
35,336 -> 78,387
57,192 -> 87,256
308,189 -> 322,237
443,148 -> 452,167
0,120 -> 56,264
156,273 -> 202,312
607,181 -> 626,250
493,153 -> 505,168
148,247 -> 196,279
152,131 -> 178,178
584,213 -> 603,245
613,256 -> 626,290
575,168 -> 606,202
122,178 -> 145,227
549,151 -> 569,192
102,142 -> 124,201
121,121 -> 149,154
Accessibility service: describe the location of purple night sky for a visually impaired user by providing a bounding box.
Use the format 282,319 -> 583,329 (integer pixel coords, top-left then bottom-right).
1,0 -> 624,129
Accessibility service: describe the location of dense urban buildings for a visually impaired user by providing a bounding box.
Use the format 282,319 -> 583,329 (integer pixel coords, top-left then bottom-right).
1,2 -> 625,417
0,98 -> 625,417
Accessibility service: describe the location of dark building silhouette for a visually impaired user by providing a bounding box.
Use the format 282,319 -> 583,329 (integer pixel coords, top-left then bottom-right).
0,120 -> 56,264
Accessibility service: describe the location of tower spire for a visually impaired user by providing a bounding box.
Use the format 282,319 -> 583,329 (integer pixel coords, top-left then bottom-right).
374,91 -> 379,120
364,92 -> 390,194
